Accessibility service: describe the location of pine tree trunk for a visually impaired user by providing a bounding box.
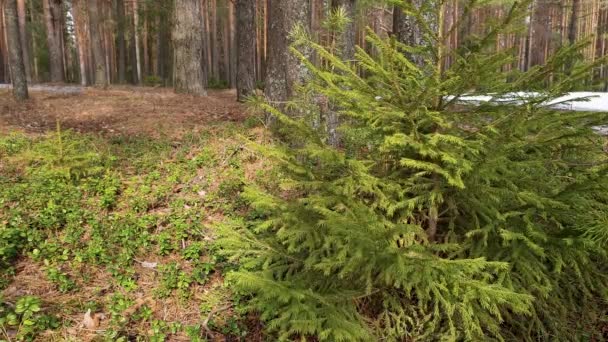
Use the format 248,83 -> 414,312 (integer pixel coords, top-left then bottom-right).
116,0 -> 126,83
173,0 -> 207,95
210,0 -> 219,80
568,0 -> 579,45
393,0 -> 429,66
229,1 -> 236,88
327,0 -> 356,147
0,8 -> 5,83
142,2 -> 149,77
88,0 -> 108,87
265,0 -> 311,117
133,0 -> 142,84
43,0 -> 64,82
72,0 -> 88,85
217,0 -> 228,84
332,0 -> 356,61
16,0 -> 30,82
4,0 -> 28,100
236,0 -> 256,101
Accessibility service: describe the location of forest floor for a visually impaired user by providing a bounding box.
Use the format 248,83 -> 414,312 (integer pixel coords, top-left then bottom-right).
0,87 -> 270,341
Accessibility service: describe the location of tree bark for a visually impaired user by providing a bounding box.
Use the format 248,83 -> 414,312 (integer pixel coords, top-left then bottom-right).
4,0 -> 28,100
393,0 -> 431,66
332,0 -> 356,61
568,0 -> 579,45
16,0 -> 30,82
133,0 -> 142,84
72,0 -> 88,85
0,8 -> 5,83
217,0 -> 228,83
173,0 -> 207,95
116,0 -> 126,83
236,0 -> 256,101
265,0 -> 311,117
326,0 -> 356,147
43,0 -> 65,82
88,0 -> 108,87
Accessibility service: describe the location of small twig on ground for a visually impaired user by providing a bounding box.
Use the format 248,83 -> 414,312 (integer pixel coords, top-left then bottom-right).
202,304 -> 232,337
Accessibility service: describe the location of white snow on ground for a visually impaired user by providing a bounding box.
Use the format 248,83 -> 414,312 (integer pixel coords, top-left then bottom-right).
451,92 -> 608,112
450,92 -> 608,134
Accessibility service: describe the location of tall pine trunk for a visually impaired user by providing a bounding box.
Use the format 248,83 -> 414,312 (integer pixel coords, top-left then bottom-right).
393,0 -> 428,66
173,0 -> 207,95
265,0 -> 311,117
236,0 -> 256,101
88,0 -> 108,87
16,0 -> 31,82
332,0 -> 356,61
72,0 -> 89,85
327,0 -> 356,147
133,0 -> 142,84
4,0 -> 28,100
116,0 -> 127,83
43,0 -> 64,82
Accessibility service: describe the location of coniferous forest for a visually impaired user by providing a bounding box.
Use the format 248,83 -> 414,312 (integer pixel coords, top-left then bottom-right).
0,0 -> 607,341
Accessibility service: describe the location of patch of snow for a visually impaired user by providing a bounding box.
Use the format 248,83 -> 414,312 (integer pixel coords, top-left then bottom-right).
450,92 -> 608,112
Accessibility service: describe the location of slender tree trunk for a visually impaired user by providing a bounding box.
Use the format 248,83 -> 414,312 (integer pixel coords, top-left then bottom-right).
88,0 -> 108,87
393,0 -> 431,66
16,0 -> 30,82
0,7 -> 5,83
133,0 -> 142,84
229,1 -> 236,88
217,0 -> 228,83
173,0 -> 207,95
568,0 -> 580,45
199,0 -> 209,88
142,2 -> 149,77
327,0 -> 356,147
210,0 -> 219,80
332,0 -> 356,61
265,0 -> 311,118
28,0 -> 38,80
4,0 -> 28,100
202,0 -> 212,82
236,0 -> 256,101
72,0 -> 88,85
43,0 -> 65,82
116,0 -> 126,83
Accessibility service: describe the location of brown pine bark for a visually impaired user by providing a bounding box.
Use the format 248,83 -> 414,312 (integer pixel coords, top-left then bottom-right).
72,0 -> 89,86
265,0 -> 311,116
0,7 -> 5,83
28,0 -> 38,80
210,0 -> 219,80
88,0 -> 108,87
133,0 -> 142,84
173,0 -> 207,95
43,0 -> 65,82
229,0 -> 236,87
217,0 -> 228,84
393,0 -> 430,66
236,0 -> 256,101
568,0 -> 580,45
4,0 -> 28,100
16,0 -> 30,82
116,0 -> 126,83
332,0 -> 356,61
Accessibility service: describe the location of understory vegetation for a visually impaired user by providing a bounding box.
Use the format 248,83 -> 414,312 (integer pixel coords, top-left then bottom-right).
0,121 -> 266,341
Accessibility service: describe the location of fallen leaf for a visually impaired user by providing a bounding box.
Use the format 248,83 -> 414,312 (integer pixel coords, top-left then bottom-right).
83,309 -> 99,329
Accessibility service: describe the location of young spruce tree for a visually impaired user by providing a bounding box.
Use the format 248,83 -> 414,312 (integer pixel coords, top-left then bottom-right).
218,0 -> 608,340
